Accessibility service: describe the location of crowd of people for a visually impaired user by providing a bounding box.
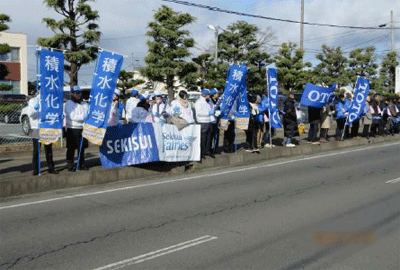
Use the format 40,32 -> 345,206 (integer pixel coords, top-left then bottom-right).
28,86 -> 400,175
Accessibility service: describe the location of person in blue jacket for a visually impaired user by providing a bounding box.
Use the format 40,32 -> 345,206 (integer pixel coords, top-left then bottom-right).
335,94 -> 348,141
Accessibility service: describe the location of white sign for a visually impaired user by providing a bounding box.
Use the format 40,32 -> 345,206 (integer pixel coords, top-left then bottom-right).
153,124 -> 201,162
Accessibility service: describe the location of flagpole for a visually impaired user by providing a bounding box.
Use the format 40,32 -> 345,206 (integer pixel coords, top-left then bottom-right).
38,140 -> 41,175
341,116 -> 349,140
266,69 -> 272,147
234,124 -> 237,153
268,108 -> 272,147
76,137 -> 84,171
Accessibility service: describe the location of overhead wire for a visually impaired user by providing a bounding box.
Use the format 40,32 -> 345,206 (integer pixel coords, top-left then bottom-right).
161,0 -> 399,30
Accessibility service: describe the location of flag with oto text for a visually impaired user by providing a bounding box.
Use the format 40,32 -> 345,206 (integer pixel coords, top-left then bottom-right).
300,83 -> 336,108
267,68 -> 282,129
347,77 -> 370,125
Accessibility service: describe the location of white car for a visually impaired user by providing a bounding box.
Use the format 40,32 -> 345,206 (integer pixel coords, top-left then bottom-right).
19,105 -> 30,135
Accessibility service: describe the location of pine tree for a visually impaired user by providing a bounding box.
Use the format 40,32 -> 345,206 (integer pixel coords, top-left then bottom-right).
218,21 -> 273,93
348,47 -> 378,87
117,70 -> 145,96
142,5 -> 197,101
274,42 -> 312,92
37,0 -> 101,87
0,14 -> 12,91
312,45 -> 350,88
376,51 -> 399,93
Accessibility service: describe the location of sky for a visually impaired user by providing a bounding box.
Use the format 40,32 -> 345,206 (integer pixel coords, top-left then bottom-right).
1,0 -> 399,85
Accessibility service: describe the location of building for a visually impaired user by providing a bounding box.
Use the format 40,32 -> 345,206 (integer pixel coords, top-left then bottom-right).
0,32 -> 28,95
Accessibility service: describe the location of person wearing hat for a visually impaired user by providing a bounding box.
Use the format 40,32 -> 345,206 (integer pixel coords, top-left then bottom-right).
152,91 -> 166,122
28,90 -> 58,175
64,85 -> 90,171
108,89 -> 123,127
152,91 -> 166,115
125,88 -> 140,123
195,89 -> 214,158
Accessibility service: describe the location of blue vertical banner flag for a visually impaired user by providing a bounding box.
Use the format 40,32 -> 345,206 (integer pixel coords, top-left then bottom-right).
38,48 -> 64,144
219,64 -> 248,129
83,50 -> 124,145
235,84 -> 250,130
347,77 -> 370,125
300,83 -> 336,108
267,68 -> 282,129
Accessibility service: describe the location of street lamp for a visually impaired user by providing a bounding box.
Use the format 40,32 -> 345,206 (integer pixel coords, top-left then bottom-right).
207,24 -> 219,65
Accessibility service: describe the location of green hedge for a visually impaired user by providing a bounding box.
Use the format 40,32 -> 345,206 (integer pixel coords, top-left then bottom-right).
0,103 -> 24,114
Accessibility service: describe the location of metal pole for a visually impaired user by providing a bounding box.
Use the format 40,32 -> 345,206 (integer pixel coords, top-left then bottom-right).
76,137 -> 84,171
234,126 -> 237,153
341,116 -> 349,140
38,140 -> 41,175
300,0 -> 304,51
268,108 -> 272,147
391,10 -> 394,51
215,27 -> 219,65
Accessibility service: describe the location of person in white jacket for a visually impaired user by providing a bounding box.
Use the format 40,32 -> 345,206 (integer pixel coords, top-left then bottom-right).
108,89 -> 122,127
208,88 -> 220,154
195,89 -> 214,158
168,90 -> 195,124
28,92 -> 58,175
64,86 -> 89,171
125,88 -> 140,123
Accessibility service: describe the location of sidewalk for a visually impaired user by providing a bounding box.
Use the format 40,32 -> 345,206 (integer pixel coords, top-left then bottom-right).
1,130 -> 399,198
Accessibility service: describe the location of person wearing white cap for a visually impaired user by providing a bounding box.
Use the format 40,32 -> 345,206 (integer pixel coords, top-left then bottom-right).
64,85 -> 90,171
108,89 -> 122,126
195,89 -> 214,158
152,91 -> 166,121
125,88 -> 140,123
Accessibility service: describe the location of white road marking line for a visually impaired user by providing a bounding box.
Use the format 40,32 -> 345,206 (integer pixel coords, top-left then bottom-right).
93,235 -> 218,270
385,178 -> 400,184
1,141 -> 400,210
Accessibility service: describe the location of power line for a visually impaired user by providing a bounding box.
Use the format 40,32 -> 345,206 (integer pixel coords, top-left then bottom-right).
342,34 -> 389,51
162,0 -> 399,30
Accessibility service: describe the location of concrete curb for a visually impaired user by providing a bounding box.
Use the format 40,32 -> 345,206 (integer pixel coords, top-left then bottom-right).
1,135 -> 399,198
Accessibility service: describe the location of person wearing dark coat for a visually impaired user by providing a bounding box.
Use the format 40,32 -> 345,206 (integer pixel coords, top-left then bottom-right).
307,106 -> 322,144
283,92 -> 298,147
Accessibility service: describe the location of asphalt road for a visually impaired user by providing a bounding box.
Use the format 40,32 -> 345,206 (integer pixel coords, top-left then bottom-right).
0,123 -> 30,145
1,142 -> 399,269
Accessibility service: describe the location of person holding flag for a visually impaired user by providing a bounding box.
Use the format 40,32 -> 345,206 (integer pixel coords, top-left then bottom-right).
335,94 -> 348,141
245,93 -> 260,152
64,85 -> 90,171
28,91 -> 58,175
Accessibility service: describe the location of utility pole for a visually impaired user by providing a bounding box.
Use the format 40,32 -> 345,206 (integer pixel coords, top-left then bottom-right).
300,0 -> 304,50
391,10 -> 394,51
131,52 -> 135,79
